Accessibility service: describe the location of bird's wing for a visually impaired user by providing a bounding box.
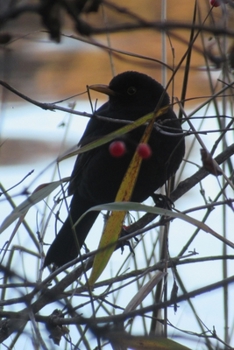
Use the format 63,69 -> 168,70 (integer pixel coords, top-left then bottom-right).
79,102 -> 110,145
68,102 -> 111,195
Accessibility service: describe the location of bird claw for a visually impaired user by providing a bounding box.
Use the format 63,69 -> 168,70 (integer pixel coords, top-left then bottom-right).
151,193 -> 174,210
115,227 -> 137,255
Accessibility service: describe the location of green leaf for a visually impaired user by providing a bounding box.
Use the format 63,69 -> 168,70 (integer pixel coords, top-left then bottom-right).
0,178 -> 69,233
85,201 -> 234,250
58,107 -> 168,162
106,331 -> 192,349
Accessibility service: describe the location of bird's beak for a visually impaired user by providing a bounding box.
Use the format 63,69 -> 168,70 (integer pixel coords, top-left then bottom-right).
88,84 -> 116,96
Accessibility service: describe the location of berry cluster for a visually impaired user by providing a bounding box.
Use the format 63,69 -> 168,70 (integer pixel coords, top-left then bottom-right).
109,141 -> 152,159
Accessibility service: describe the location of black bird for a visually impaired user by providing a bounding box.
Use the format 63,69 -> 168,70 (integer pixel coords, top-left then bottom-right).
44,71 -> 185,268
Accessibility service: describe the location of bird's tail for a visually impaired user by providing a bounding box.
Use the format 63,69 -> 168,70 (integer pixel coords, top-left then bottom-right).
43,195 -> 99,267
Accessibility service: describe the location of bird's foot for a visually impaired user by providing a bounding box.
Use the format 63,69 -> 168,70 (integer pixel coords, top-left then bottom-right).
115,225 -> 138,255
151,193 -> 174,210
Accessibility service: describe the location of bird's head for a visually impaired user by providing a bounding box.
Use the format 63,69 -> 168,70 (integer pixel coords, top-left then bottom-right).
89,71 -> 171,120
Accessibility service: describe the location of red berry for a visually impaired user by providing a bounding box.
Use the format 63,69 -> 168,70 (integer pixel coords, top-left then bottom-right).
137,143 -> 152,159
210,0 -> 228,6
210,0 -> 220,6
109,141 -> 126,157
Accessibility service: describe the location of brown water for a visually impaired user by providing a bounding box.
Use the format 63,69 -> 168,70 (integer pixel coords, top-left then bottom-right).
0,0 -> 233,164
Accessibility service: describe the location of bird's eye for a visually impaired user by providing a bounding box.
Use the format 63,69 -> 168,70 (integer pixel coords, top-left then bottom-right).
127,86 -> 137,95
